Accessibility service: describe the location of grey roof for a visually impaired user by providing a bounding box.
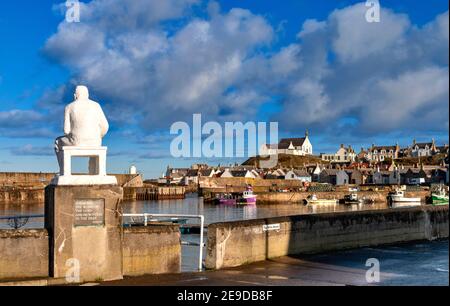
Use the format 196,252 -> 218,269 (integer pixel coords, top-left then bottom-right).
293,170 -> 311,177
279,138 -> 306,147
230,170 -> 249,177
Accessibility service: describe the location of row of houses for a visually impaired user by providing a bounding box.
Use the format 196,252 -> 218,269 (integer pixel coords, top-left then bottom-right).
319,167 -> 448,186
162,163 -> 449,186
322,139 -> 449,164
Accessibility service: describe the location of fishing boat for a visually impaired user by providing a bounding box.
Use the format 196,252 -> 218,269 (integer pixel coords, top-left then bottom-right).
340,193 -> 360,205
387,190 -> 421,206
340,193 -> 375,205
430,186 -> 449,206
303,194 -> 337,205
237,186 -> 257,205
215,193 -> 237,205
215,186 -> 257,205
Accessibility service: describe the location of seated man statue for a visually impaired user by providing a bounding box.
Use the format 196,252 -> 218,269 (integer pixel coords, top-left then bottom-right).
54,85 -> 109,174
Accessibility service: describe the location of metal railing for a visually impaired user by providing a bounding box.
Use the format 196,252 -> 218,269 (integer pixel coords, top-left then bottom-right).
0,214 -> 44,229
122,213 -> 205,271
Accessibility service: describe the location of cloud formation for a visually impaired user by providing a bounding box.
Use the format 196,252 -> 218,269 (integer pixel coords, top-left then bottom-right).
4,1 -> 447,147
276,4 -> 449,135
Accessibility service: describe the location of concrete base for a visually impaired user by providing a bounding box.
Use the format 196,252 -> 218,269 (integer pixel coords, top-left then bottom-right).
45,184 -> 123,282
50,174 -> 118,186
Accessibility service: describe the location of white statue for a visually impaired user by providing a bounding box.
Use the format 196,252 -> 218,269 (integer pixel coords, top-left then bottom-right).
55,86 -> 109,170
52,85 -> 117,185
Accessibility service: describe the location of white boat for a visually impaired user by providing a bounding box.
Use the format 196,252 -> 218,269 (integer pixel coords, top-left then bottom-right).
304,194 -> 337,205
387,190 -> 421,206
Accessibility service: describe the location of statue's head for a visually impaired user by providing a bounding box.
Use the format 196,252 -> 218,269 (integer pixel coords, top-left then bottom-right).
74,85 -> 89,100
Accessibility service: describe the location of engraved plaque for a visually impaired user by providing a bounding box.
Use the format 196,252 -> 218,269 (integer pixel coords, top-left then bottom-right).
74,199 -> 105,227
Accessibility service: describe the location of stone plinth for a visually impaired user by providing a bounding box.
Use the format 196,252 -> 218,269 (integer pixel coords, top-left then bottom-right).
51,146 -> 118,186
45,184 -> 123,282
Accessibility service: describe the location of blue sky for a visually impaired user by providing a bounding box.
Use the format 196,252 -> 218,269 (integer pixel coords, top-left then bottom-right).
0,0 -> 448,178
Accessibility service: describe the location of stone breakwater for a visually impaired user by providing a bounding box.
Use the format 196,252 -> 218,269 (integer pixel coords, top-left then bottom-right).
0,172 -> 143,204
256,190 -> 430,203
205,205 -> 449,270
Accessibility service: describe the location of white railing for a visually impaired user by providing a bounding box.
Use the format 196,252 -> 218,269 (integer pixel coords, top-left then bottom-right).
122,213 -> 205,271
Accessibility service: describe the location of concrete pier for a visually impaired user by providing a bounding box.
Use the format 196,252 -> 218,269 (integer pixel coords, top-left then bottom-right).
205,205 -> 449,270
45,185 -> 124,282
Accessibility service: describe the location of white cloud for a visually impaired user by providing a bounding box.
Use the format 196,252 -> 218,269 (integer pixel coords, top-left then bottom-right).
276,4 -> 449,136
37,0 -> 449,142
330,3 -> 410,63
44,2 -> 274,130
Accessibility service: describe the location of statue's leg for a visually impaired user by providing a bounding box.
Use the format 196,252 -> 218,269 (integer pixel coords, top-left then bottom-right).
89,157 -> 99,175
55,137 -> 64,175
55,136 -> 71,175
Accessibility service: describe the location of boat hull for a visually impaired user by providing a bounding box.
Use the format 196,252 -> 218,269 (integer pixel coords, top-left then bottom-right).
239,197 -> 257,205
216,198 -> 237,205
306,200 -> 337,205
431,195 -> 449,205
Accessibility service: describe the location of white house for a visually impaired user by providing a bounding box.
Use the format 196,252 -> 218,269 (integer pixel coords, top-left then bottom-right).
285,170 -> 312,182
321,144 -> 356,163
410,139 -> 438,157
260,130 -> 313,156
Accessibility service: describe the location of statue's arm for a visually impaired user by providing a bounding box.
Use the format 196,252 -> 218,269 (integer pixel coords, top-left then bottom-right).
63,106 -> 71,135
99,105 -> 109,137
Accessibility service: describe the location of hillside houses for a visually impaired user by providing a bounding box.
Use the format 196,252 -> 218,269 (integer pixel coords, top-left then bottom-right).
161,161 -> 448,187
366,144 -> 400,162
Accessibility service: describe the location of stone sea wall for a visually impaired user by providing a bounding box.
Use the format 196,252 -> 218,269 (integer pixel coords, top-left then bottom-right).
0,172 -> 142,204
123,225 -> 181,276
205,205 -> 449,270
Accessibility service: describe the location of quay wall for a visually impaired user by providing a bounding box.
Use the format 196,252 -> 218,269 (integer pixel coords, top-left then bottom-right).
122,225 -> 181,276
200,177 -> 303,190
256,190 -> 430,203
205,205 -> 449,270
0,229 -> 49,280
0,173 -> 143,204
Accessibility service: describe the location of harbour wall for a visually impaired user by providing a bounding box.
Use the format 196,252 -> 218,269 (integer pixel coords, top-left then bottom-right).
199,177 -> 304,191
256,190 -> 430,203
0,229 -> 49,280
205,205 -> 449,270
0,225 -> 181,281
123,225 -> 181,276
0,172 -> 143,204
